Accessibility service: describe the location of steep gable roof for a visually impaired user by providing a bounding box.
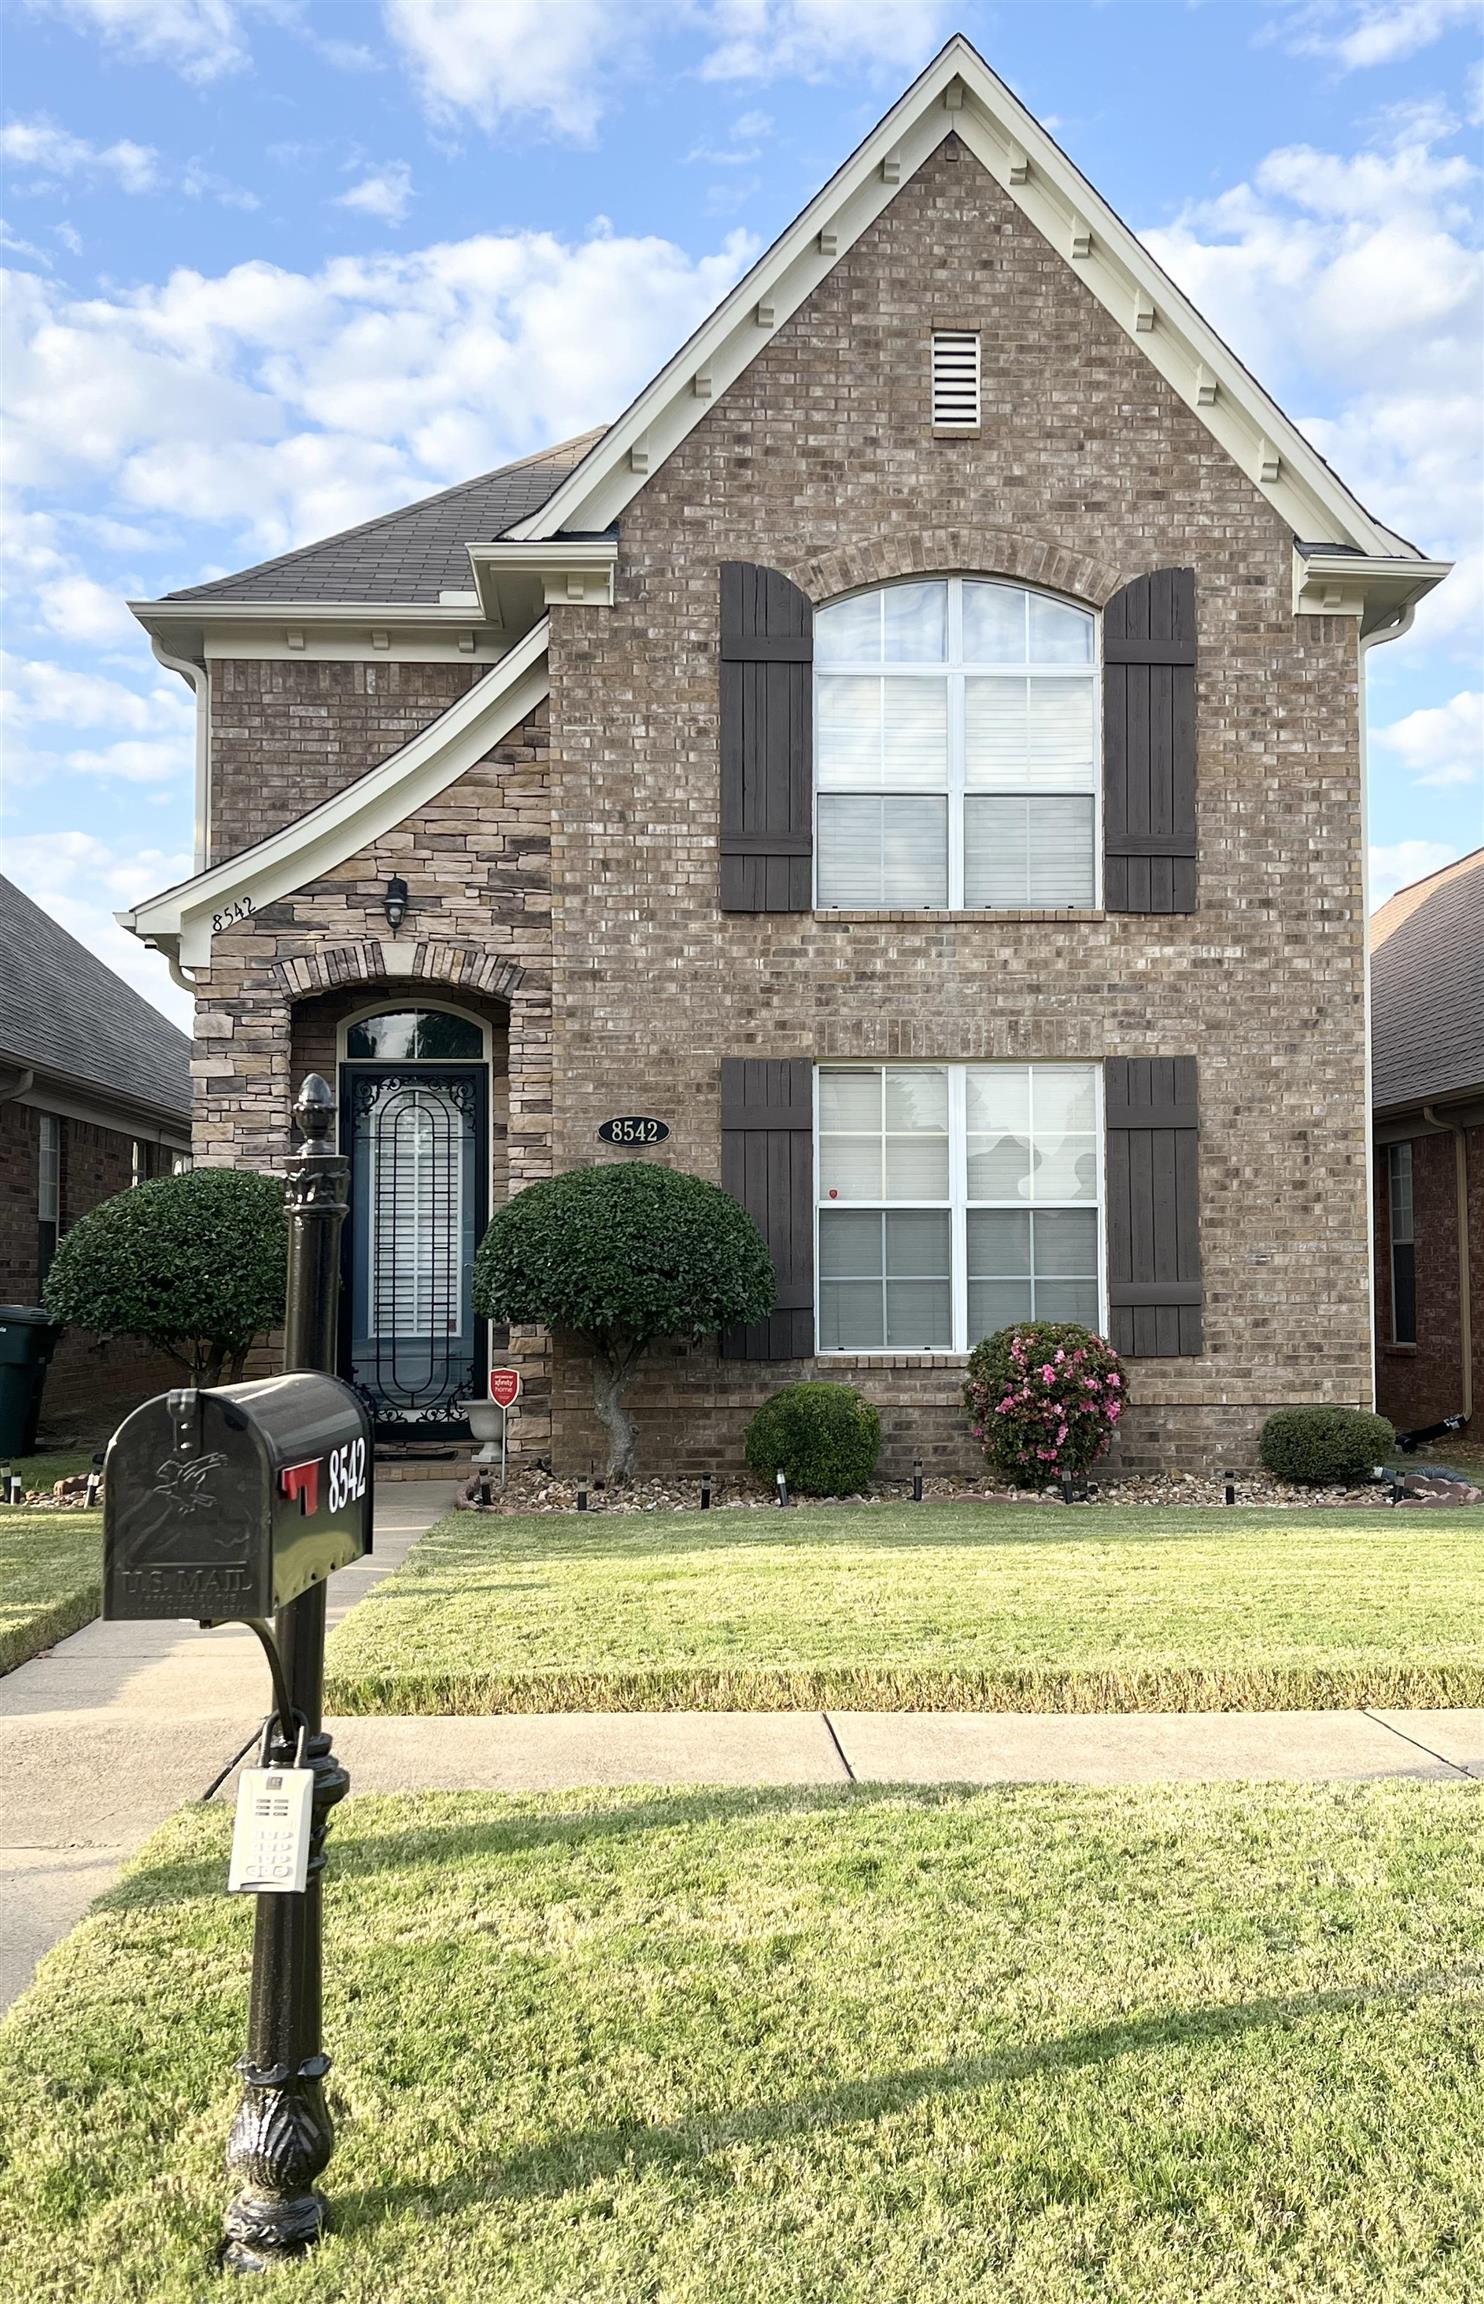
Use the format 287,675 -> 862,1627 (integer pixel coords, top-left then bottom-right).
1371,849 -> 1484,1113
162,430 -> 604,607
514,35 -> 1438,580
0,875 -> 191,1126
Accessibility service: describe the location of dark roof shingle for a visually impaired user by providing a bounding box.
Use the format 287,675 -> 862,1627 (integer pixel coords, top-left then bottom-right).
0,876 -> 192,1126
1370,848 -> 1484,1112
162,429 -> 605,607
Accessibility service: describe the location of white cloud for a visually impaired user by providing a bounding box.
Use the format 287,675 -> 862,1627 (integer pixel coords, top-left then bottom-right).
3,225 -> 758,556
1281,0 -> 1479,71
1374,690 -> 1483,788
1369,837 -> 1464,902
0,116 -> 158,191
336,162 -> 414,224
22,0 -> 253,83
1,650 -> 195,785
381,0 -> 627,140
699,0 -> 954,82
33,570 -> 143,647
3,830 -> 194,1025
1141,109 -> 1482,667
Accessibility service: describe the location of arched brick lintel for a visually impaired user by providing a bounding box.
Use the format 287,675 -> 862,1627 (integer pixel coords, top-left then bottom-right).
270,941 -> 528,1007
793,528 -> 1124,612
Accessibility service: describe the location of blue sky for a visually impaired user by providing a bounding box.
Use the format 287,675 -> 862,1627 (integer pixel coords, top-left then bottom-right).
3,0 -> 1480,1027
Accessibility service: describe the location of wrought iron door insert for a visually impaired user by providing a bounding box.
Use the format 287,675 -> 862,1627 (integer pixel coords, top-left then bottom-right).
342,1065 -> 486,1437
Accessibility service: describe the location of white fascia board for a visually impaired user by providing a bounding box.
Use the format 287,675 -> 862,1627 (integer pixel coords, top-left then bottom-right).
515,33 -> 1428,574
130,598 -> 499,660
121,619 -> 550,971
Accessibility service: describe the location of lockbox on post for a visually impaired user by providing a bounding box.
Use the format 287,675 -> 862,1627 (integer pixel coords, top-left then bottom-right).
103,1373 -> 372,1623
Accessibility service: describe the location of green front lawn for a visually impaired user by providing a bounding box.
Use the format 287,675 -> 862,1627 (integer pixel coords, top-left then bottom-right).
3,1781 -> 1481,2302
322,1503 -> 1484,1715
0,1510 -> 101,1674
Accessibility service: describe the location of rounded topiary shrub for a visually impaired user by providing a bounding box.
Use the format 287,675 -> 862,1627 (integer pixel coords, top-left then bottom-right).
1258,1406 -> 1395,1487
42,1165 -> 287,1386
744,1382 -> 881,1497
964,1322 -> 1125,1488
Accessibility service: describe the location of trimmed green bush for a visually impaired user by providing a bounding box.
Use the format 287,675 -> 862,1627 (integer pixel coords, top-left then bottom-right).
964,1323 -> 1125,1488
1259,1406 -> 1395,1487
474,1162 -> 774,1483
42,1166 -> 287,1387
744,1383 -> 882,1496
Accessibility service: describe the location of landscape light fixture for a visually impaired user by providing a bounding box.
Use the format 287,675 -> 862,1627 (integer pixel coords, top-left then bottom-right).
382,875 -> 409,934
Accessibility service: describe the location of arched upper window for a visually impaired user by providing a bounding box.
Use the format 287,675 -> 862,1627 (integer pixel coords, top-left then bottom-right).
814,577 -> 1097,912
343,1008 -> 485,1062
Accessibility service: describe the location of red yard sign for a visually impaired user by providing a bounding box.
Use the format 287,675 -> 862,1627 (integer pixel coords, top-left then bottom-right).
488,1369 -> 521,1410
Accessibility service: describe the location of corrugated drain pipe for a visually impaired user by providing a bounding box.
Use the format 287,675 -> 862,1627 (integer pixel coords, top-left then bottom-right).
1422,1104 -> 1473,1425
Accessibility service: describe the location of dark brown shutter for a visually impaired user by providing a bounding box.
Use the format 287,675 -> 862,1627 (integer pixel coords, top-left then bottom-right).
1104,569 -> 1197,914
719,1057 -> 813,1359
1105,1057 -> 1203,1357
719,563 -> 813,912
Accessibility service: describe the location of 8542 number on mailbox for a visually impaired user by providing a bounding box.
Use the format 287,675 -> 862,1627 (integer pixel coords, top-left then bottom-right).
597,1116 -> 669,1145
327,1437 -> 367,1514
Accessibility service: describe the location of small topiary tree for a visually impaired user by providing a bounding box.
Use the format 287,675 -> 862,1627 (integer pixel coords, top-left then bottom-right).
42,1166 -> 288,1387
745,1382 -> 881,1497
1259,1406 -> 1395,1487
964,1321 -> 1125,1488
473,1162 -> 775,1484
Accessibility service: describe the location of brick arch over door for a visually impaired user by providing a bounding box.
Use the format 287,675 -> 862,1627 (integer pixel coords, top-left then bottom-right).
791,527 -> 1124,612
269,941 -> 527,1007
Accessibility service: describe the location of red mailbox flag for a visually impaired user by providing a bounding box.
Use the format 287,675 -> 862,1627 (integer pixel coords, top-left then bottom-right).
488,1370 -> 521,1410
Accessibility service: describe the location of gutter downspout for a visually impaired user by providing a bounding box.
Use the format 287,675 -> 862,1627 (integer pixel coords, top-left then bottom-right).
150,635 -> 211,873
1422,1103 -> 1474,1425
0,1068 -> 35,1106
1359,597 -> 1418,1412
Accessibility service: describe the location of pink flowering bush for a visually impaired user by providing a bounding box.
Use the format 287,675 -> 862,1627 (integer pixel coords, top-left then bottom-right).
962,1321 -> 1127,1488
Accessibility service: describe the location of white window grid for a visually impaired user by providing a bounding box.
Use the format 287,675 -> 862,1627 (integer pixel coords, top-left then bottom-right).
813,1062 -> 1107,1356
812,577 -> 1102,912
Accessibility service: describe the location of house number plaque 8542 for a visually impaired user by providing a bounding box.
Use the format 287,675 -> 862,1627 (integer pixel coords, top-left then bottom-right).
597,1116 -> 670,1145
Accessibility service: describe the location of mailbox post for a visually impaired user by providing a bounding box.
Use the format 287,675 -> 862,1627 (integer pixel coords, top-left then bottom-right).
104,1076 -> 365,2272
222,1073 -> 353,2272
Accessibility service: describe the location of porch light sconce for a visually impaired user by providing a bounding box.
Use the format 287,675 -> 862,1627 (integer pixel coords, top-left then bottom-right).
382,875 -> 410,935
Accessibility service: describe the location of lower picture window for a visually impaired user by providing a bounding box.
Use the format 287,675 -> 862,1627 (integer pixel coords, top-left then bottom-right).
816,1061 -> 1103,1353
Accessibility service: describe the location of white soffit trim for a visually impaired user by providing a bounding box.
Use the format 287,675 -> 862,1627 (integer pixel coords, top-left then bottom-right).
121,618 -> 551,970
514,34 -> 1426,568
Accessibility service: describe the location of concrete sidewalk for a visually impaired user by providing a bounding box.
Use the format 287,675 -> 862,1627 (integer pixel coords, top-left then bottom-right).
0,1481 -> 456,2010
331,1706 -> 1484,1795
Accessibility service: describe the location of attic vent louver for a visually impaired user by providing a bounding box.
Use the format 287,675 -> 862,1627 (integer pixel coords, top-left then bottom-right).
931,330 -> 980,429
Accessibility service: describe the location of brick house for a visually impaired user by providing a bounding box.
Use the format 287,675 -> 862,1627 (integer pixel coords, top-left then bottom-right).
120,38 -> 1449,1477
0,874 -> 192,1430
1371,849 -> 1482,1445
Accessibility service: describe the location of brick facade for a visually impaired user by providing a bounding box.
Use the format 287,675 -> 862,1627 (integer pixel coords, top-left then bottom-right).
0,1101 -> 179,1437
1374,1126 -> 1483,1435
208,660 -> 483,864
188,139 -> 1373,1478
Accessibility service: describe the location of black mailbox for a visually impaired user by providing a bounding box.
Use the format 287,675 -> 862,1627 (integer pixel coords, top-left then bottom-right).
103,1373 -> 372,1622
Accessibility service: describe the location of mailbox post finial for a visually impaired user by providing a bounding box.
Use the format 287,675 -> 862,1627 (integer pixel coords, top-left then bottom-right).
293,1071 -> 335,1147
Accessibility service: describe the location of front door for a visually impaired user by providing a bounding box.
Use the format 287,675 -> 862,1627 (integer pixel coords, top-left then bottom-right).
342,1066 -> 486,1437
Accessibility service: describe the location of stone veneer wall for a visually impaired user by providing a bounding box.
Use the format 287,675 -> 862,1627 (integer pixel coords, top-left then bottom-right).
192,136 -> 1373,1479
539,136 -> 1372,1479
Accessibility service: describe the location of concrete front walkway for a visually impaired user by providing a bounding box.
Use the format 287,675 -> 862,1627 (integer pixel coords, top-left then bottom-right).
0,1481 -> 456,2011
2,1478 -> 1482,2010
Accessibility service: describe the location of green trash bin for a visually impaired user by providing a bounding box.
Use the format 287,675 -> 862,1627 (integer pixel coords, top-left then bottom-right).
0,1306 -> 60,1460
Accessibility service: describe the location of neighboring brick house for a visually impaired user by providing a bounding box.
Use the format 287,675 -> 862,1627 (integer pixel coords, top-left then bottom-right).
1370,849 -> 1483,1444
121,38 -> 1449,1476
0,875 -> 192,1431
